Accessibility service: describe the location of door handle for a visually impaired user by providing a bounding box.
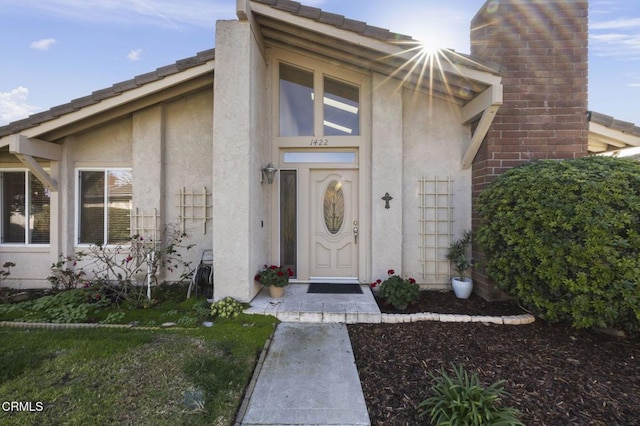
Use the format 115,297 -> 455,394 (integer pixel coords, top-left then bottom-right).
353,220 -> 359,244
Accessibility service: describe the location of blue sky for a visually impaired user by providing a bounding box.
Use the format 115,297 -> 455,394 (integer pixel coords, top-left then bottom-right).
1,0 -> 639,126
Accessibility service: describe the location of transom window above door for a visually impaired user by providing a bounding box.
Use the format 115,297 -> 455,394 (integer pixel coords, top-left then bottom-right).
279,63 -> 360,137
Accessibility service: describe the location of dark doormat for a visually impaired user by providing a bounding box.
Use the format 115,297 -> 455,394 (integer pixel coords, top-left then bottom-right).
307,283 -> 363,294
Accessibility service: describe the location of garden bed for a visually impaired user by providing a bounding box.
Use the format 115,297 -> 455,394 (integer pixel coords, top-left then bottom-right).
349,291 -> 639,425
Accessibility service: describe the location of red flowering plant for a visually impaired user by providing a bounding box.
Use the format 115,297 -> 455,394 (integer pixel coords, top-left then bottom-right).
255,265 -> 293,288
377,269 -> 420,311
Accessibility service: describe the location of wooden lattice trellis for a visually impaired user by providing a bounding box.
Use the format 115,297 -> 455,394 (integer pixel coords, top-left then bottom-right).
418,176 -> 454,284
177,186 -> 212,235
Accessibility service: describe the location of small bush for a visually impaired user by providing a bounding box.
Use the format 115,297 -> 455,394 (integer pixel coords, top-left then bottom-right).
418,364 -> 522,426
211,297 -> 243,319
377,269 -> 420,310
476,156 -> 640,332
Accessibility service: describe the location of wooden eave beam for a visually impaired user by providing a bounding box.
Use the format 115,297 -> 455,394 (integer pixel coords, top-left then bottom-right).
8,134 -> 60,191
237,0 -> 267,62
461,105 -> 500,169
9,134 -> 61,160
460,84 -> 502,169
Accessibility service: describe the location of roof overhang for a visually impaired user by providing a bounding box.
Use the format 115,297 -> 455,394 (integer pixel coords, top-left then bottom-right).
0,56 -> 214,146
241,0 -> 502,168
588,121 -> 640,154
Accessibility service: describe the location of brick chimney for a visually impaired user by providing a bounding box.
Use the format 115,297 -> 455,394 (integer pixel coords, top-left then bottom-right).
470,0 -> 589,300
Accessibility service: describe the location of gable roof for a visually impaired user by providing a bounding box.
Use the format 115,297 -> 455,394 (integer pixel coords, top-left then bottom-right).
246,0 -> 502,108
0,49 -> 215,143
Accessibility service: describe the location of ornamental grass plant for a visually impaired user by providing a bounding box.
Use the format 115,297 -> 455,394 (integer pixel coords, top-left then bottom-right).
418,364 -> 522,426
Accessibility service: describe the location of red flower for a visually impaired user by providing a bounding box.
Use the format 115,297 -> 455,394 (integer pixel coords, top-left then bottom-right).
377,279 -> 382,284
287,268 -> 294,277
370,282 -> 377,288
277,271 -> 284,277
254,274 -> 261,281
270,265 -> 277,270
387,269 -> 395,276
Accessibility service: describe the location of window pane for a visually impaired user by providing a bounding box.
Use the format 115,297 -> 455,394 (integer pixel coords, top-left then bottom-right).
80,171 -> 105,244
29,174 -> 50,244
280,170 -> 297,278
107,170 -> 132,244
283,151 -> 356,164
279,63 -> 314,136
323,77 -> 360,136
2,172 -> 26,243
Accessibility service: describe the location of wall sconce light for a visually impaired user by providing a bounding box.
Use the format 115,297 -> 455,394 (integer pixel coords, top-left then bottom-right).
261,163 -> 278,184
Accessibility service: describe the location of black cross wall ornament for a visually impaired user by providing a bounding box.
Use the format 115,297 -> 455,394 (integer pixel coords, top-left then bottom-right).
382,192 -> 393,209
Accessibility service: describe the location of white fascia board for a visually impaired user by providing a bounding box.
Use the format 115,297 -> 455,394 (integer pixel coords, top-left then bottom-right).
249,2 -> 501,86
589,122 -> 640,148
1,61 -> 214,142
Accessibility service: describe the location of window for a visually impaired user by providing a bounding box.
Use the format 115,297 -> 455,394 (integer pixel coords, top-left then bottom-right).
279,63 -> 360,137
1,171 -> 50,244
78,169 -> 132,245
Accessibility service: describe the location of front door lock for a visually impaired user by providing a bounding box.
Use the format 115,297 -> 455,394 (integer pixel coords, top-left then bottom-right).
353,220 -> 359,244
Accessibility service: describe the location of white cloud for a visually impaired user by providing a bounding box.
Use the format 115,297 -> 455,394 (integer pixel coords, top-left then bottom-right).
30,38 -> 57,50
0,87 -> 41,125
127,49 -> 142,61
591,17 -> 640,30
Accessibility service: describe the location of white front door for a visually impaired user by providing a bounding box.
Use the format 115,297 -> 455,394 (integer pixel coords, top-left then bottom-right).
309,169 -> 359,279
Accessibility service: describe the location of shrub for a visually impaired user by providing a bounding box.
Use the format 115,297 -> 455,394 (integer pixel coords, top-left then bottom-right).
48,255 -> 86,291
476,156 -> 640,332
377,269 -> 420,310
210,297 -> 244,319
418,364 -> 522,426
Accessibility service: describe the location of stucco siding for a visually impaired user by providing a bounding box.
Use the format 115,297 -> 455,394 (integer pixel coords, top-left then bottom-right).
401,88 -> 472,287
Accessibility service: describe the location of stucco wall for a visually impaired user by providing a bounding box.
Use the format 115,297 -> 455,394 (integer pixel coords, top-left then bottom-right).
401,88 -> 472,287
213,20 -> 270,302
2,89 -> 215,288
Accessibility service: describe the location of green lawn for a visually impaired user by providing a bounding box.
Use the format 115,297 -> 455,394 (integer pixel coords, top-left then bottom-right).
0,290 -> 278,425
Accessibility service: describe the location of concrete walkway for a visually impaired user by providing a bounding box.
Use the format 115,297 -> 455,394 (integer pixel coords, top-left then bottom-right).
240,323 -> 370,425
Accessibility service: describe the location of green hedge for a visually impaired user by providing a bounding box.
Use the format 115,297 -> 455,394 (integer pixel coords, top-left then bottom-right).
476,156 -> 640,332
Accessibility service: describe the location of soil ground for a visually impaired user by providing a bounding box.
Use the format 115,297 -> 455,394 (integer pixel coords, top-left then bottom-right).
348,290 -> 639,425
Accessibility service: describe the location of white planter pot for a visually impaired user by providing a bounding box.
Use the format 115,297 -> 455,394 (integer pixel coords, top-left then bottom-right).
452,278 -> 473,299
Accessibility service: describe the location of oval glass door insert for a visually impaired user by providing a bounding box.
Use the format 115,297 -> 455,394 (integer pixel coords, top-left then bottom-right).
323,180 -> 344,234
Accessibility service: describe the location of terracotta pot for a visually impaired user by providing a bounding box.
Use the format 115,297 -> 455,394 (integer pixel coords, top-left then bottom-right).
268,286 -> 285,298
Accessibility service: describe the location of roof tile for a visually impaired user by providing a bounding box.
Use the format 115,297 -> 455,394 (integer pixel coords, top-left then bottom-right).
134,71 -> 161,85
342,18 -> 367,34
273,0 -> 300,14
0,48 -> 215,138
297,5 -> 321,20
317,11 -> 345,27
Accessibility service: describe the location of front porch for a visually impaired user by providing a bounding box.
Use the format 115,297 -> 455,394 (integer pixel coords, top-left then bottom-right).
244,283 -> 381,323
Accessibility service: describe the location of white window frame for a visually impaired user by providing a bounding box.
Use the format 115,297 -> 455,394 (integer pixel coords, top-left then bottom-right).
0,168 -> 50,246
75,167 -> 132,247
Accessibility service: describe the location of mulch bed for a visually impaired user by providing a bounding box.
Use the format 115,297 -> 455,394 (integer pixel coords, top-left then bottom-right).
348,290 -> 639,425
